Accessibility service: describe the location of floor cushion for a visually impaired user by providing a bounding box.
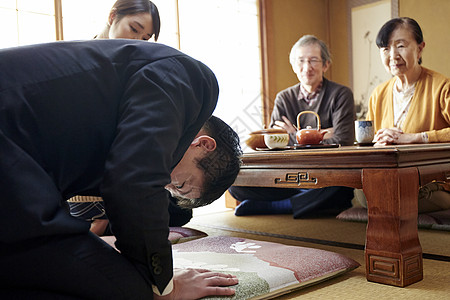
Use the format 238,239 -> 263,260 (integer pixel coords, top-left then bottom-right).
101,227 -> 207,250
173,236 -> 360,299
167,227 -> 208,243
337,207 -> 450,231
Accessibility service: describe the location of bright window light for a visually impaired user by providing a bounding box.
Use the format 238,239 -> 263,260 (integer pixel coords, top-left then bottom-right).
0,0 -> 55,48
1,0 -> 262,150
177,0 -> 262,149
62,0 -> 115,41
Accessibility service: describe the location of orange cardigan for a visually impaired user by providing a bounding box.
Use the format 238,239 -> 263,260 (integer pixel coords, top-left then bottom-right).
367,67 -> 450,142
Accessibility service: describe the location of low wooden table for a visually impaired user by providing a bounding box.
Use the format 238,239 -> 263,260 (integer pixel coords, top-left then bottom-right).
233,143 -> 450,287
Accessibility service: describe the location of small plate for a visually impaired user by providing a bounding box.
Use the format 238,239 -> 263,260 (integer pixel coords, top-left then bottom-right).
293,143 -> 340,149
255,144 -> 340,151
255,146 -> 293,151
354,142 -> 375,146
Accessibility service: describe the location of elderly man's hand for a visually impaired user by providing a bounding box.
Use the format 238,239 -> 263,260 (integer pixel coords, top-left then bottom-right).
154,268 -> 238,300
274,116 -> 297,134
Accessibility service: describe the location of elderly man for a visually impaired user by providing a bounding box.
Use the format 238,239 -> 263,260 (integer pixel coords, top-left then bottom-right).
0,39 -> 241,299
229,35 -> 355,218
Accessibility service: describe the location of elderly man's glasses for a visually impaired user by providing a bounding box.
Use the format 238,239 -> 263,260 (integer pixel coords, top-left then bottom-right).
297,58 -> 322,67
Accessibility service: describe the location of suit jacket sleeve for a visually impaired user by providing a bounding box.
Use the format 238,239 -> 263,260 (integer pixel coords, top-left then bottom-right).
100,55 -> 218,293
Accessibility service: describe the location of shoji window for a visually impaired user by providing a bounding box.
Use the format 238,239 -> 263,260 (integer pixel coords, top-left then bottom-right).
0,0 -> 56,48
1,0 -> 261,149
61,0 -> 114,41
177,0 -> 262,149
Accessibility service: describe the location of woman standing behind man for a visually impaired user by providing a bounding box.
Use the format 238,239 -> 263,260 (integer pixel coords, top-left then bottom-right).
69,0 -> 194,234
364,17 -> 450,213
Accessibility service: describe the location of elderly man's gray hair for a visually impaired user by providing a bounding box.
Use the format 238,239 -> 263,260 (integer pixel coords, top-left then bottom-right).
289,35 -> 332,67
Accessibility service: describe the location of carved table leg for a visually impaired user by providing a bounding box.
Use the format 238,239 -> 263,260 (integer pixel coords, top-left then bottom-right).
363,168 -> 423,287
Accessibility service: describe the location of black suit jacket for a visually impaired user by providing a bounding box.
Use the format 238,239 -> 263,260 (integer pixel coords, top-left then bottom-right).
0,39 -> 218,292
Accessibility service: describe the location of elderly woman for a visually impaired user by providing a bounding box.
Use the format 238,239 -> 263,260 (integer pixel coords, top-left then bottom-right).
361,17 -> 450,213
367,17 -> 450,145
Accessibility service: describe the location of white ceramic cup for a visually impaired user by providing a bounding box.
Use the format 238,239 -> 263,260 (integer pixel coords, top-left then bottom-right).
355,120 -> 374,144
264,133 -> 289,149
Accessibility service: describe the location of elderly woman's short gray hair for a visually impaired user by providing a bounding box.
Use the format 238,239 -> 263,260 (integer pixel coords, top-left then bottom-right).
289,35 -> 332,67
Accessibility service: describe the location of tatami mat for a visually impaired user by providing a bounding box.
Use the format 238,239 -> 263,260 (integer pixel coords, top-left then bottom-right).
189,210 -> 450,257
186,210 -> 450,299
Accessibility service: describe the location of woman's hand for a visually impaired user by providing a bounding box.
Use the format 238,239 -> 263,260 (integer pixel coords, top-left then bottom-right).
154,268 -> 238,300
373,128 -> 423,145
90,219 -> 109,236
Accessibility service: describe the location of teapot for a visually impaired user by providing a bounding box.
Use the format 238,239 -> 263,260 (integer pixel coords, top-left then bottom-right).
295,111 -> 327,145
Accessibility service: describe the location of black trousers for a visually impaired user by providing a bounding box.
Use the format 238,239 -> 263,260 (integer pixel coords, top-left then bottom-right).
228,186 -> 354,218
0,233 -> 153,299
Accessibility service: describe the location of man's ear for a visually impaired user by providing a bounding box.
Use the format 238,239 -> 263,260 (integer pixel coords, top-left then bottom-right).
322,61 -> 330,73
191,135 -> 216,152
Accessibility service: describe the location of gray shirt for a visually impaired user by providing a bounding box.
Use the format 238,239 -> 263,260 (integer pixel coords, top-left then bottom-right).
270,78 -> 355,145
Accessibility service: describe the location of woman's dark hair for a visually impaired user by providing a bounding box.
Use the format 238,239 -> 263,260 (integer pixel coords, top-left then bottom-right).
376,17 -> 424,64
111,0 -> 161,41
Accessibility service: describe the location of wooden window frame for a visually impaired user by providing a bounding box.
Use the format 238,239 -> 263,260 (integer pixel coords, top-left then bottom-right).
258,0 -> 271,128
54,0 -> 63,40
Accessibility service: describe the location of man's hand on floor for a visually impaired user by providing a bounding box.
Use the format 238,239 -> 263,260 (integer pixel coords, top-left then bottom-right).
154,268 -> 238,300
